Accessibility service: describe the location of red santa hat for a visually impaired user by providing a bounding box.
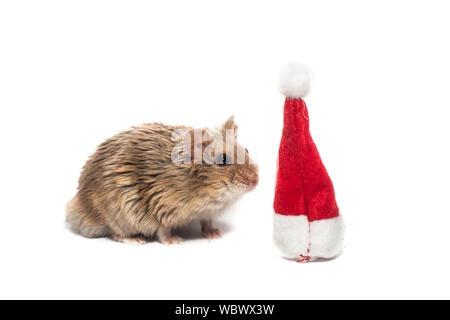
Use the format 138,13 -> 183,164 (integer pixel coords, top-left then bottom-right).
273,63 -> 344,262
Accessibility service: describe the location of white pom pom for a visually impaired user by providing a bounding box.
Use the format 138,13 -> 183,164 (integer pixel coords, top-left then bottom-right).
278,62 -> 310,98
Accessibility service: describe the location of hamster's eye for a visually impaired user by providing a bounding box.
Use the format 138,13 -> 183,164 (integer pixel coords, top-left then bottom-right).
217,153 -> 229,165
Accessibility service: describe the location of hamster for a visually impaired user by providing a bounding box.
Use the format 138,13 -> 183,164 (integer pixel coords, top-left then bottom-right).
66,116 -> 258,245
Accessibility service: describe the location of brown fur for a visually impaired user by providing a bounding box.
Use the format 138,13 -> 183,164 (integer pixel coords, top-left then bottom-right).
66,117 -> 258,244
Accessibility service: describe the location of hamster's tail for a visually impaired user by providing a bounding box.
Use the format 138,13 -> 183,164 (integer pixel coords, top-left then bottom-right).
65,195 -> 110,238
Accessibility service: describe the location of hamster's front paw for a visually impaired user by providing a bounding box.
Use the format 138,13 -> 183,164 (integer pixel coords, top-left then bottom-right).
158,227 -> 183,245
203,228 -> 222,239
160,235 -> 183,245
201,220 -> 222,239
112,235 -> 148,245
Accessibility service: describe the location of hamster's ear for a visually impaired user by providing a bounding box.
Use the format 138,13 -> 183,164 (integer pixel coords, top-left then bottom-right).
222,115 -> 238,137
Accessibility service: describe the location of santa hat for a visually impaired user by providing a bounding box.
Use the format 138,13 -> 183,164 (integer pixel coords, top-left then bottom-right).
273,63 -> 344,262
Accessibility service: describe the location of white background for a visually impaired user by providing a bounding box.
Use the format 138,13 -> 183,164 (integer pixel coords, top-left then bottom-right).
1,0 -> 449,299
